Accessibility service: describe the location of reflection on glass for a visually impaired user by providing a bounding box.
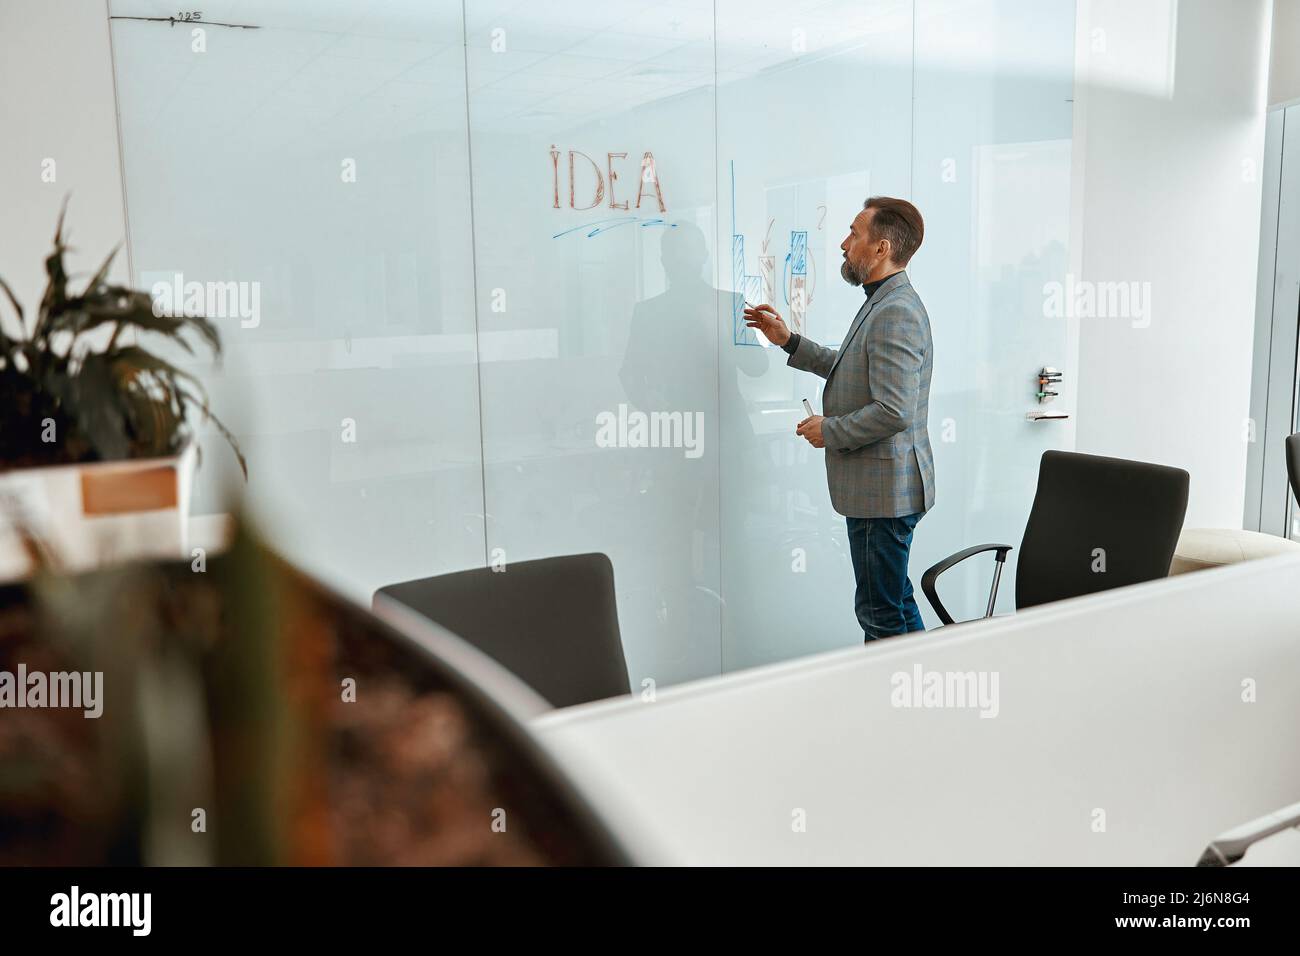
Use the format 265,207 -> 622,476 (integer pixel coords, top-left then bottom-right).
107,0 -> 487,602
106,0 -> 1080,691
466,6 -> 721,688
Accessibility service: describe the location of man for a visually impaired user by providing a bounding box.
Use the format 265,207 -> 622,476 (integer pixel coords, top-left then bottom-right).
744,197 -> 934,641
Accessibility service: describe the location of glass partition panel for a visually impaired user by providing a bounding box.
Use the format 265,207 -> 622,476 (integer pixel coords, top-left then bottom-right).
909,0 -> 1077,621
108,0 -> 486,600
716,0 -> 1075,667
464,3 -> 722,687
715,0 -> 915,669
109,0 -> 1079,689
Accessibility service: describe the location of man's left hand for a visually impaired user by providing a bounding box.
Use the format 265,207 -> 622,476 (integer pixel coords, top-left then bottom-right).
796,415 -> 825,448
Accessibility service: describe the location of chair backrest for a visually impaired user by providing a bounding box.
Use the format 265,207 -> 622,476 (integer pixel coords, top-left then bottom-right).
1287,434 -> 1300,507
1016,450 -> 1189,611
374,552 -> 631,710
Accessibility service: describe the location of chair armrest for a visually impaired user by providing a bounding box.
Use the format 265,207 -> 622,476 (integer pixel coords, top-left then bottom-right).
921,544 -> 1014,626
1197,799 -> 1300,866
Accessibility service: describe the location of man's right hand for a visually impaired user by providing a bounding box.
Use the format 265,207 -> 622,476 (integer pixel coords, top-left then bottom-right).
743,303 -> 791,347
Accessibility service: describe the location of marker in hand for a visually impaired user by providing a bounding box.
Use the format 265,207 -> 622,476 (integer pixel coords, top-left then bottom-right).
796,397 -> 824,447
743,300 -> 791,348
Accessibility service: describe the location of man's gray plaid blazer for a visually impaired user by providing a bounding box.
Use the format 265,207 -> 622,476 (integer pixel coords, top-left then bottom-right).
787,270 -> 935,518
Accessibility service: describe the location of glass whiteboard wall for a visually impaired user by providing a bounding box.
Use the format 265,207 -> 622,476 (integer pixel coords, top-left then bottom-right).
108,0 -> 488,599
109,0 -> 1077,690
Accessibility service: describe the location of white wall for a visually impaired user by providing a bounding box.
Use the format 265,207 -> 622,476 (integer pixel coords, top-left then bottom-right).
1073,0 -> 1271,528
0,0 -> 128,311
1268,0 -> 1300,106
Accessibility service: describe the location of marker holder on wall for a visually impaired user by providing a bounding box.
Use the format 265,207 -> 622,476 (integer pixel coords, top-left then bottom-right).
1026,367 -> 1069,421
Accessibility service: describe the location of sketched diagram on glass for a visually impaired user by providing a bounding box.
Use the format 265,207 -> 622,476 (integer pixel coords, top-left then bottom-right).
729,160 -> 823,347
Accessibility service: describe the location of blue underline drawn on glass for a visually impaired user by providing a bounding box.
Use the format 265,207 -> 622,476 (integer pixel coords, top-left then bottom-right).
551,217 -> 677,239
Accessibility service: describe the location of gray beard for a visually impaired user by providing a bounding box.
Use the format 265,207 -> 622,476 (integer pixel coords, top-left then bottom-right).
841,257 -> 866,286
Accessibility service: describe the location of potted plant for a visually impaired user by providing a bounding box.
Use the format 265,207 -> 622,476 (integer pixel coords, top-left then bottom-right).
0,204 -> 245,580
0,517 -> 633,866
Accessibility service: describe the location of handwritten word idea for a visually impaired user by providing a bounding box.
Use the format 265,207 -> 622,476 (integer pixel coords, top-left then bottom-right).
550,146 -> 666,213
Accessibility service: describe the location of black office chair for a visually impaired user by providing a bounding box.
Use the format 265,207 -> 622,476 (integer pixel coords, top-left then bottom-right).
1286,433 -> 1300,506
374,553 -> 631,709
922,450 -> 1190,625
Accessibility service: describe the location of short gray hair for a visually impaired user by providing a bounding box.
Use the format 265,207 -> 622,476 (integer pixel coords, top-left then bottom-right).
863,196 -> 924,265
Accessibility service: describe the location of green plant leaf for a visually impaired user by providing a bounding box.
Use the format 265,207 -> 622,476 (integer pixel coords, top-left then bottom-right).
84,243 -> 121,292
4,203 -> 244,478
0,273 -> 24,349
180,387 -> 248,479
66,289 -> 221,359
109,344 -> 207,396
35,241 -> 69,346
65,352 -> 130,461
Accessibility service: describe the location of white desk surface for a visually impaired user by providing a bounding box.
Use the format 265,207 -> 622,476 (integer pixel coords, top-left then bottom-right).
534,555 -> 1300,865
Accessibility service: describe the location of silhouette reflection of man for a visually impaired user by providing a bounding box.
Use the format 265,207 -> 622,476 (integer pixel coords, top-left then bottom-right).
618,223 -> 767,661
621,223 -> 765,442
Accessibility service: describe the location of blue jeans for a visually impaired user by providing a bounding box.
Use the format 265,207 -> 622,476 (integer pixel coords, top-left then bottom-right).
846,513 -> 926,641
